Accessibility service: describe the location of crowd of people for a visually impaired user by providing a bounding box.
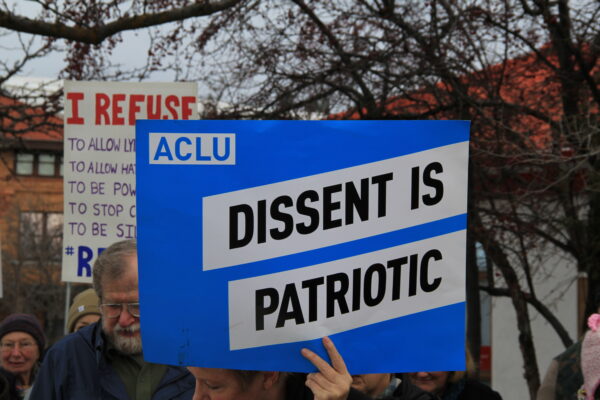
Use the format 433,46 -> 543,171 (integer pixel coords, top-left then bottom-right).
0,239 -> 596,399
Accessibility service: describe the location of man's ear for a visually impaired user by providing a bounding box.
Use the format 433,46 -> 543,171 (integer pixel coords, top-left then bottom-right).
261,371 -> 280,390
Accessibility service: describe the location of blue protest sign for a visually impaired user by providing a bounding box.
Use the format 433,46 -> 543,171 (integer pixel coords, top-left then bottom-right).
136,120 -> 469,373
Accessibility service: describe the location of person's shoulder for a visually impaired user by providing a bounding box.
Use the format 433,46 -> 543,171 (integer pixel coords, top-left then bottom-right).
44,322 -> 99,358
392,377 -> 436,400
554,339 -> 582,362
461,380 -> 503,400
0,367 -> 19,399
282,374 -> 369,400
347,387 -> 373,400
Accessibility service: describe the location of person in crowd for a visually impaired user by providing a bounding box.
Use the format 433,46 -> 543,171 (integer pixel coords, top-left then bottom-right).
407,351 -> 502,400
351,373 -> 434,399
577,313 -> 600,400
66,288 -> 101,333
538,291 -> 600,400
0,314 -> 45,400
187,337 -> 371,400
29,239 -> 195,399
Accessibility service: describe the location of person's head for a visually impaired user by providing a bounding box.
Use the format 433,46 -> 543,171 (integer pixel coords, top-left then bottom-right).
351,373 -> 392,397
0,314 -> 45,385
407,345 -> 474,397
407,371 -> 452,396
581,313 -> 600,400
92,239 -> 141,355
67,288 -> 101,333
187,367 -> 285,400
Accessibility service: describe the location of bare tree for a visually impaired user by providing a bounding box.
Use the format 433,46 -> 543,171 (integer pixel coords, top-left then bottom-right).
0,0 -> 244,146
181,1 -> 599,397
0,200 -> 64,343
0,0 -> 248,344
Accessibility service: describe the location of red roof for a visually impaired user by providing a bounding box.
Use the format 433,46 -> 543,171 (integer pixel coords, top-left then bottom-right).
332,45 -> 598,153
0,95 -> 63,143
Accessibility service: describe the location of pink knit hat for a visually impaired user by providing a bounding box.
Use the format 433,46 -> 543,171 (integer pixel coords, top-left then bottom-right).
582,313 -> 600,400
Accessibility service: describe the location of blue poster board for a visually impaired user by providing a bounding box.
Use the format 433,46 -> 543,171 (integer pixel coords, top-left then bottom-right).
136,120 -> 469,373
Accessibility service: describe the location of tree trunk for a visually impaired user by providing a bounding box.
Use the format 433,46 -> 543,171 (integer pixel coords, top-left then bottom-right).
466,226 -> 482,377
475,215 -> 540,399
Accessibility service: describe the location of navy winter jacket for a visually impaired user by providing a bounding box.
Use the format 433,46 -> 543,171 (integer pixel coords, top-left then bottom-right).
28,322 -> 194,400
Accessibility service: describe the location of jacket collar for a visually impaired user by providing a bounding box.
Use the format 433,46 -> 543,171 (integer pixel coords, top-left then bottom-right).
84,321 -> 193,398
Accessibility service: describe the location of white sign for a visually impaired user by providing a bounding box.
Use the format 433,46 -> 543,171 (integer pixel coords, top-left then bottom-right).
229,230 -> 466,350
62,81 -> 198,282
203,143 -> 467,270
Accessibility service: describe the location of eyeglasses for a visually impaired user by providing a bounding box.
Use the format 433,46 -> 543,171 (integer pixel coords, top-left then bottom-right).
0,341 -> 36,353
100,302 -> 140,319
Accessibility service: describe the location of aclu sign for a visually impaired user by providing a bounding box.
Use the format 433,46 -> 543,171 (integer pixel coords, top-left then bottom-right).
136,120 -> 469,373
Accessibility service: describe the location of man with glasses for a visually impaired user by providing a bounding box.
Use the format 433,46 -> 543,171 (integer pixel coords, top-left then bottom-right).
30,239 -> 194,399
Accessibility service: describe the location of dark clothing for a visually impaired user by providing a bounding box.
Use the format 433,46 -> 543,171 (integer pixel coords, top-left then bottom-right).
554,340 -> 582,400
284,373 -> 372,400
440,378 -> 502,400
106,348 -> 167,400
385,377 -> 436,400
537,340 -> 583,400
28,322 -> 194,400
0,368 -> 18,400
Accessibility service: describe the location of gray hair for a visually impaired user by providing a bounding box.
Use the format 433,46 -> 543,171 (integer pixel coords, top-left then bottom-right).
92,239 -> 137,301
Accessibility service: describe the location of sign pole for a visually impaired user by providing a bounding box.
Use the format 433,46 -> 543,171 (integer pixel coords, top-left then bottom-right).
63,281 -> 71,334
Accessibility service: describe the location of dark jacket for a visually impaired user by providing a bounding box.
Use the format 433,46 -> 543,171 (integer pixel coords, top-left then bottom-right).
28,322 -> 194,400
440,378 -> 502,400
385,377 -> 436,400
285,373 -> 372,400
554,340 -> 582,400
0,368 -> 18,400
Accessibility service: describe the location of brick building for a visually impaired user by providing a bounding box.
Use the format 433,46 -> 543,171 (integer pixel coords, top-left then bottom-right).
0,94 -> 65,340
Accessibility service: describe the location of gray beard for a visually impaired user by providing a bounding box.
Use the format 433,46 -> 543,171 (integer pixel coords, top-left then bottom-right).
106,322 -> 143,355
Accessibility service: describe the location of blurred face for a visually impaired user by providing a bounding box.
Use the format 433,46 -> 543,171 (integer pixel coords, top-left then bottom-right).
187,367 -> 267,400
0,332 -> 40,379
101,255 -> 142,355
74,314 -> 101,332
351,373 -> 391,397
407,371 -> 451,396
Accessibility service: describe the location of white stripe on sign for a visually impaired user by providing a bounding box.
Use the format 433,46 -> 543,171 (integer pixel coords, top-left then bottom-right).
203,142 -> 468,270
228,230 -> 466,350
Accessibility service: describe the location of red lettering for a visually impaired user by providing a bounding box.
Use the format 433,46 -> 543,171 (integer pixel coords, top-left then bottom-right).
66,92 -> 85,124
129,94 -> 145,125
147,95 -> 161,119
112,93 -> 126,125
93,92 -> 195,125
181,96 -> 195,120
95,93 -> 110,125
165,95 -> 179,119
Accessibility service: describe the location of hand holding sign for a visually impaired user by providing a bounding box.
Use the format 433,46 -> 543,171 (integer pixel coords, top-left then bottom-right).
302,337 -> 353,400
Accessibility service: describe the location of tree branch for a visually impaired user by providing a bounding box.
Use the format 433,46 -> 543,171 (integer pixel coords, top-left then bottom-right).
0,0 -> 243,45
480,285 -> 574,348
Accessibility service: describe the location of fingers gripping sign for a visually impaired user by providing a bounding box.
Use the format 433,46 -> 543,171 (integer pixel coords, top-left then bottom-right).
301,337 -> 353,400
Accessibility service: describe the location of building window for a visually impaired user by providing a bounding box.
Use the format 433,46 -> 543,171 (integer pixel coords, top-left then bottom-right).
38,154 -> 56,176
15,152 -> 63,177
19,212 -> 63,261
15,153 -> 34,175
